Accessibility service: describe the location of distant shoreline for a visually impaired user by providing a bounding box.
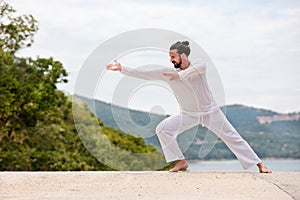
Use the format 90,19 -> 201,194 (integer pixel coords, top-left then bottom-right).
187,158 -> 300,162
188,158 -> 300,172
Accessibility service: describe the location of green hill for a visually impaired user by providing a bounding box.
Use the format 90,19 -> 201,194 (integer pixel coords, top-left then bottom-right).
75,95 -> 300,160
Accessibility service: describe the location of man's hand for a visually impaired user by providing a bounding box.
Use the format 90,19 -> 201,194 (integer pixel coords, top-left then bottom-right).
106,60 -> 121,71
162,72 -> 179,80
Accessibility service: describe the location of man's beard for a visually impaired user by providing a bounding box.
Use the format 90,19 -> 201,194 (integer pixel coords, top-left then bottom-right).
172,57 -> 182,69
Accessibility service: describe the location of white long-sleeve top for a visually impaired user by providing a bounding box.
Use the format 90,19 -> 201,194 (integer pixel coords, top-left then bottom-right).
120,59 -> 218,116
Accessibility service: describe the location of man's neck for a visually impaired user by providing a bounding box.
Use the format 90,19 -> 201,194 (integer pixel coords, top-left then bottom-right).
180,60 -> 191,70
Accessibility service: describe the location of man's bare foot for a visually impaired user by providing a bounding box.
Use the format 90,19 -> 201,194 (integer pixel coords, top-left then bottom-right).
257,162 -> 272,173
169,160 -> 189,172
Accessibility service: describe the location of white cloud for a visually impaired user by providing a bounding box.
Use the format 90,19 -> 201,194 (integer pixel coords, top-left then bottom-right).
8,0 -> 300,113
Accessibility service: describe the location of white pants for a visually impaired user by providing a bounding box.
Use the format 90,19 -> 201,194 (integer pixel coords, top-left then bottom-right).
155,108 -> 261,169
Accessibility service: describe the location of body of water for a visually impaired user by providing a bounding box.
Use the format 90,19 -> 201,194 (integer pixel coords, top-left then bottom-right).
188,159 -> 300,172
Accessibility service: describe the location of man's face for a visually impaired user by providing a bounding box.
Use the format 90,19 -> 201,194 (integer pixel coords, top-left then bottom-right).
169,50 -> 182,68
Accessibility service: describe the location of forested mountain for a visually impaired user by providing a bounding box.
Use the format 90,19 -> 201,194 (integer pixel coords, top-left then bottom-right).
76,96 -> 300,160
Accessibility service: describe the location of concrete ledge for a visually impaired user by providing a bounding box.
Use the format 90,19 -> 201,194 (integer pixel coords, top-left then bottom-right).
1,171 -> 299,200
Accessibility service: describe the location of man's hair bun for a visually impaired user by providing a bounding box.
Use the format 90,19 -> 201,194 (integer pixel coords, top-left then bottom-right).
182,41 -> 189,46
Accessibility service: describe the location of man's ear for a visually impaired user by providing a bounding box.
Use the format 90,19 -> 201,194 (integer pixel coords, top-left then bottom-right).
181,53 -> 188,60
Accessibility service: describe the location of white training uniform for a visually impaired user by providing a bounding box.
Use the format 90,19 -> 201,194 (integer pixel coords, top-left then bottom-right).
120,59 -> 261,169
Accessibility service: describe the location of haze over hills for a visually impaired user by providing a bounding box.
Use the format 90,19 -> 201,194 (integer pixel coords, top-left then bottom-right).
74,95 -> 300,160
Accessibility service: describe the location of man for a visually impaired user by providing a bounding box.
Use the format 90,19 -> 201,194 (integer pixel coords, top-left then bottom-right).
106,41 -> 271,173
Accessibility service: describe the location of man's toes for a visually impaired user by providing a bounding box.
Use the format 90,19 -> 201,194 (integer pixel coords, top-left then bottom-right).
260,168 -> 272,173
169,168 -> 179,172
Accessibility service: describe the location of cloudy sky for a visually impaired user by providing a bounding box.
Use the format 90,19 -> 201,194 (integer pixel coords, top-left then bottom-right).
9,0 -> 300,114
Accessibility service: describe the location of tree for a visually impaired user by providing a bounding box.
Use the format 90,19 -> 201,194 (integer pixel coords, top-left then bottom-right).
0,0 -> 38,53
0,1 -> 168,171
0,1 -> 74,170
0,0 -> 69,137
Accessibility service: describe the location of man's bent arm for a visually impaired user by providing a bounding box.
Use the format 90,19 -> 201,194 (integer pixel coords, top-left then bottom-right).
178,59 -> 206,80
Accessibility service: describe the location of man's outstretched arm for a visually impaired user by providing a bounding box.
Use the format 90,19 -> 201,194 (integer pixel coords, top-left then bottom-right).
106,60 -> 173,81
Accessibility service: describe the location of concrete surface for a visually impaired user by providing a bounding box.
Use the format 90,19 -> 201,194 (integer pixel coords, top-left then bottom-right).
1,171 -> 299,200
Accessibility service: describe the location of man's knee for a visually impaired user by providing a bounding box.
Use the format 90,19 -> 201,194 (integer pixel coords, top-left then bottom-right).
155,120 -> 174,138
155,121 -> 165,136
